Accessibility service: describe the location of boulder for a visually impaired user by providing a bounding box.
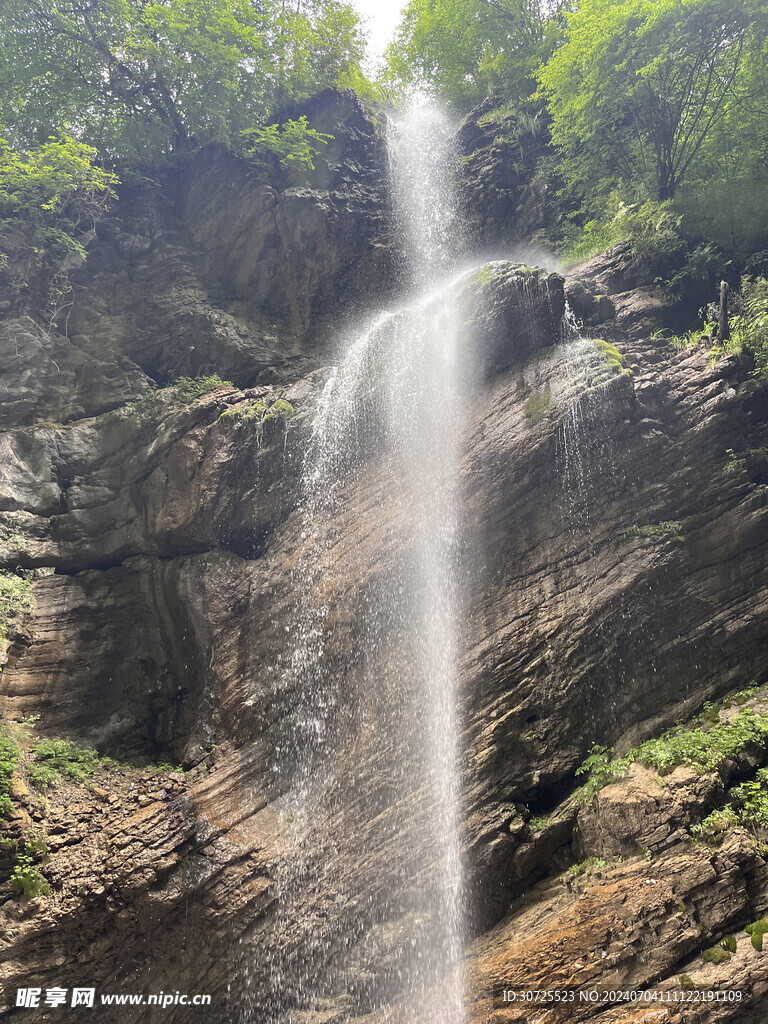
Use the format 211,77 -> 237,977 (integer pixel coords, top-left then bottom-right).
461,261 -> 566,375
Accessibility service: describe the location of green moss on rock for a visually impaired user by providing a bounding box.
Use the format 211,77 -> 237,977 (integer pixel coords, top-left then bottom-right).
746,919 -> 768,951
219,395 -> 294,424
700,945 -> 731,965
524,387 -> 553,425
613,521 -> 682,547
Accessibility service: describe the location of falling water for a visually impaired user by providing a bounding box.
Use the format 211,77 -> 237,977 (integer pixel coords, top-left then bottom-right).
383,97 -> 467,1022
255,97 -> 469,1022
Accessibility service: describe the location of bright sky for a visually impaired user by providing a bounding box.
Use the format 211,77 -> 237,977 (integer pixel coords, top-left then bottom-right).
353,0 -> 408,65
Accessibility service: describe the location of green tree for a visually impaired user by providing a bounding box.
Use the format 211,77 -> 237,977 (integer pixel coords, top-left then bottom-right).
384,0 -> 565,110
670,23 -> 768,251
0,135 -> 118,314
537,0 -> 765,203
0,0 -> 365,163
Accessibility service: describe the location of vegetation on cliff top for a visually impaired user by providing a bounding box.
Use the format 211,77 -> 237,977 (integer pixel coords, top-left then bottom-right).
0,136 -> 118,319
1,0 -> 767,338
536,0 -> 765,204
387,0 -> 768,266
0,0 -> 366,163
385,0 -> 565,110
0,1 -> 371,307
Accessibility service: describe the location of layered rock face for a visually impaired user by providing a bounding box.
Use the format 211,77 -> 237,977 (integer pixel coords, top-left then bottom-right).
454,98 -> 569,252
2,92 -> 768,1023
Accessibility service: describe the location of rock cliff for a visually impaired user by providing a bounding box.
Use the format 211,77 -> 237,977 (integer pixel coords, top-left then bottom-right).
1,91 -> 768,1022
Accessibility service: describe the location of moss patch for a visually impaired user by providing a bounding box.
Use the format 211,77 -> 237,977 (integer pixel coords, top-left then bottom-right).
524,387 -> 553,425
700,945 -> 732,965
473,264 -> 496,287
266,398 -> 294,419
746,919 -> 768,951
614,521 -> 682,546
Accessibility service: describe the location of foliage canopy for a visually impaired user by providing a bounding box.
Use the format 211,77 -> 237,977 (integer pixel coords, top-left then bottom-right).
537,0 -> 768,202
0,0 -> 366,163
384,0 -> 566,109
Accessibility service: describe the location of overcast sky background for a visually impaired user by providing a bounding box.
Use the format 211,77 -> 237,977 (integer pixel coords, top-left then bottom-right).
353,0 -> 408,65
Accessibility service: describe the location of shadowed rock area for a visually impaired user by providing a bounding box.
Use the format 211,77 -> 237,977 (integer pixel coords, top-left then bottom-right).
1,91 -> 768,1022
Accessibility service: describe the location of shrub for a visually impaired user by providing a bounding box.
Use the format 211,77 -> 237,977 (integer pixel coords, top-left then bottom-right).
634,707 -> 768,775
25,762 -> 58,789
729,769 -> 768,833
11,855 -> 50,898
219,396 -> 295,423
576,697 -> 768,805
0,570 -> 32,639
242,117 -> 333,173
28,738 -> 100,787
559,195 -> 685,267
0,727 -> 20,817
172,374 -> 233,406
691,805 -> 739,840
575,744 -> 630,803
663,242 -> 732,298
731,277 -> 768,383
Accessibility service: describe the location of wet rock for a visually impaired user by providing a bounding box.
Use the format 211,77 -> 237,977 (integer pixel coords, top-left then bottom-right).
1,94 -> 768,1024
461,261 -> 566,375
60,90 -> 393,391
567,243 -> 681,338
1,318 -> 766,1022
565,277 -> 616,327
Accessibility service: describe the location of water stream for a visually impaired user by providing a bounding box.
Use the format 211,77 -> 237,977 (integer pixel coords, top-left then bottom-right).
259,98 -> 470,1022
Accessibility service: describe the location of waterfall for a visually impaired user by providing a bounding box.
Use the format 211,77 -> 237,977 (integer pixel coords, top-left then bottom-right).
383,98 -> 467,1021
251,97 -> 469,1023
